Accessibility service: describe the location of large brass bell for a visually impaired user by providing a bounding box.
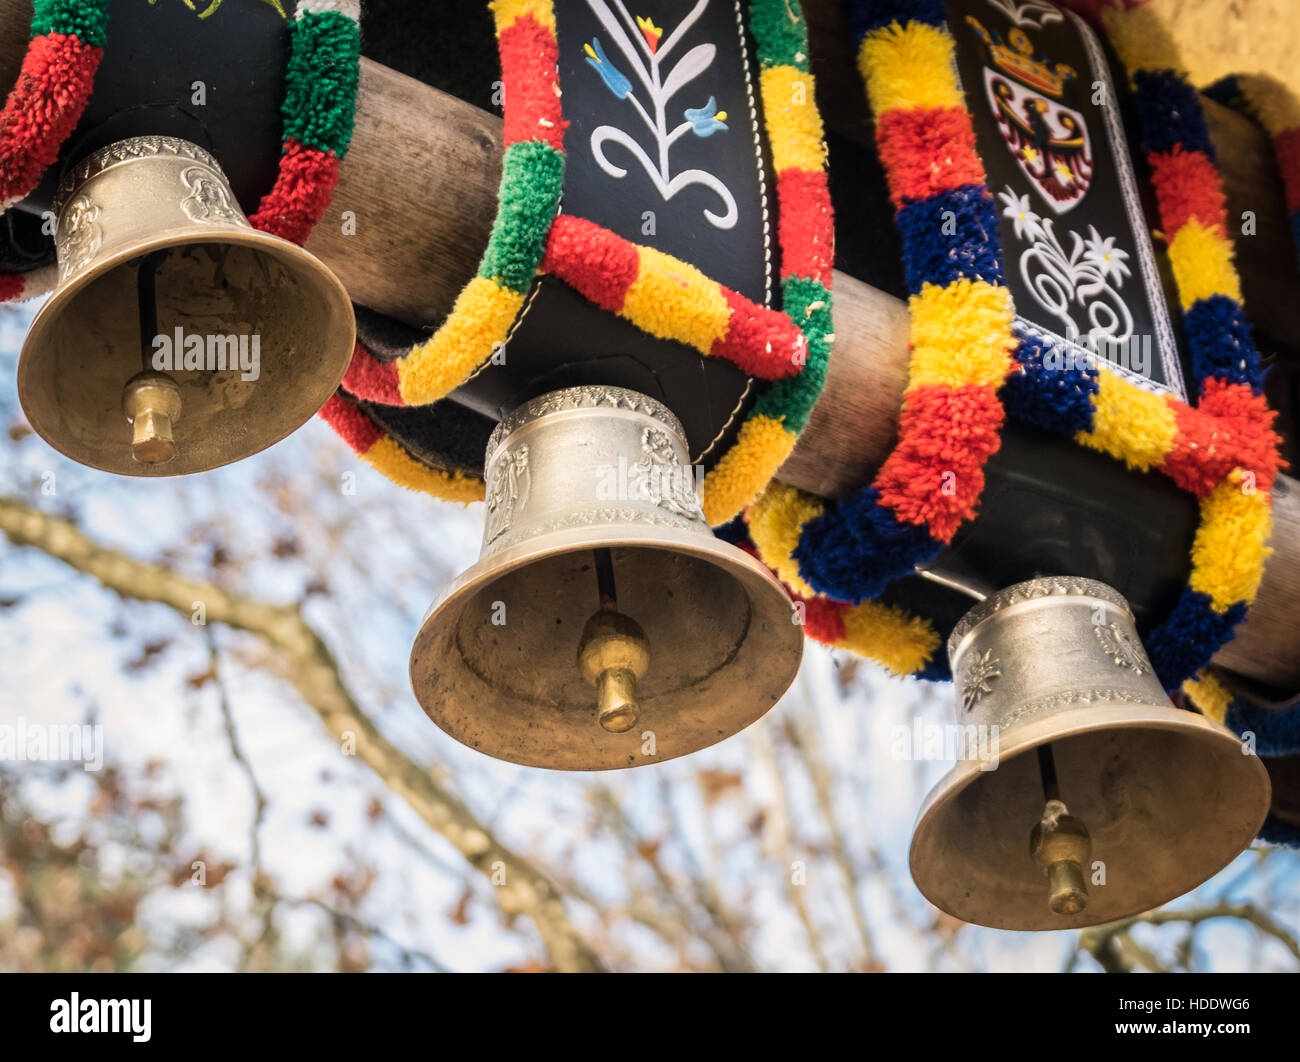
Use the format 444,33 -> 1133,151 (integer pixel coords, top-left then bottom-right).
18,136 -> 355,476
409,385 -> 804,770
910,576 -> 1271,930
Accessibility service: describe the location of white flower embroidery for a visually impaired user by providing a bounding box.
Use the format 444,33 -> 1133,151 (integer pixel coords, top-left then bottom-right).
1082,226 -> 1132,286
998,184 -> 1135,345
998,188 -> 1042,242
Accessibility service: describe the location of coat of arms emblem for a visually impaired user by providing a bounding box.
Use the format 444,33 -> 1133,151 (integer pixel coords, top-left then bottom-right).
968,17 -> 1092,213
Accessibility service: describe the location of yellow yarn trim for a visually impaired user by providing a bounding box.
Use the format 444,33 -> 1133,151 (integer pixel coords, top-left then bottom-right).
748,481 -> 824,597
397,278 -> 525,406
1188,471 -> 1273,612
622,246 -> 731,355
1167,219 -> 1242,310
760,64 -> 827,174
857,21 -> 963,116
907,280 -> 1016,390
701,413 -> 795,526
1101,4 -> 1182,84
489,0 -> 555,33
364,437 -> 487,504
1075,369 -> 1178,471
839,599 -> 942,677
1181,669 -> 1232,725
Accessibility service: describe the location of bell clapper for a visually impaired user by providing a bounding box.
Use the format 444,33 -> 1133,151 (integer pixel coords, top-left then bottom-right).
123,250 -> 181,465
1029,744 -> 1092,917
578,549 -> 650,735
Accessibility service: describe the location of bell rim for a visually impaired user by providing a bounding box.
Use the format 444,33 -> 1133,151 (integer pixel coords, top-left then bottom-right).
908,703 -> 1272,931
409,522 -> 804,771
17,224 -> 356,477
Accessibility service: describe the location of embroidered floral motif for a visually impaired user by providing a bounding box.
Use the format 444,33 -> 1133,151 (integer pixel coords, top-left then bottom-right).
998,185 -> 1134,344
583,0 -> 739,228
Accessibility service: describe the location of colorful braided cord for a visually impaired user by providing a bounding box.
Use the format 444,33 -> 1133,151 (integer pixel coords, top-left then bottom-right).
332,0 -> 835,527
249,0 -> 361,245
1204,72 -> 1300,274
0,0 -> 108,211
784,0 -> 1017,614
319,384 -> 486,503
0,0 -> 360,299
751,0 -> 1281,691
0,0 -> 110,296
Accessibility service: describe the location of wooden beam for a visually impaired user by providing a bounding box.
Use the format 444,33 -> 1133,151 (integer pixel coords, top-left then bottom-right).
1,0 -> 1296,692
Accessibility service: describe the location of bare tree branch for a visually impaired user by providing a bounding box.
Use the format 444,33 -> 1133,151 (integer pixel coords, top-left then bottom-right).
1077,901 -> 1300,972
0,496 -> 602,973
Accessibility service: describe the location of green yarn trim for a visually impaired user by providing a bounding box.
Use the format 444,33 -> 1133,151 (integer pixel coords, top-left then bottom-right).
753,275 -> 831,433
281,10 -> 361,157
477,140 -> 566,294
31,0 -> 109,47
742,2 -> 827,444
748,0 -> 810,72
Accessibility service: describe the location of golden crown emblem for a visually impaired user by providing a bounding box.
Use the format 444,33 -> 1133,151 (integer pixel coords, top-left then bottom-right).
966,18 -> 1077,98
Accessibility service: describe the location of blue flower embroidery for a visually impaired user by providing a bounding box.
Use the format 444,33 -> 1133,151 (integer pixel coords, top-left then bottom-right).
584,38 -> 632,99
685,97 -> 728,137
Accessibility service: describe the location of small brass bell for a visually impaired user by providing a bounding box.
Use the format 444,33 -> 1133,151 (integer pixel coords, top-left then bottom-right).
909,576 -> 1271,930
18,135 -> 355,476
409,385 -> 803,770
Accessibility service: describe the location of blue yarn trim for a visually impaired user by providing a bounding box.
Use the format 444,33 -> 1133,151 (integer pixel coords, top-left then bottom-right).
714,516 -> 750,547
846,0 -> 948,41
916,653 -> 952,683
1183,295 -> 1263,393
1224,701 -> 1300,757
896,185 -> 1006,294
1146,588 -> 1247,691
1001,330 -> 1099,436
1132,70 -> 1216,159
793,486 -> 944,604
1256,813 -> 1300,848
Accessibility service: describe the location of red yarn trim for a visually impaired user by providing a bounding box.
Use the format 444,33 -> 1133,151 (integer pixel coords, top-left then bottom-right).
711,287 -> 806,377
775,168 -> 833,284
544,215 -> 804,379
542,214 -> 639,311
874,106 -> 985,209
318,393 -> 382,453
1148,148 -> 1228,238
342,341 -> 404,406
498,15 -> 567,152
798,591 -> 849,645
0,34 -> 100,204
248,139 -> 341,246
875,383 -> 1006,542
0,272 -> 26,302
1162,378 -> 1283,497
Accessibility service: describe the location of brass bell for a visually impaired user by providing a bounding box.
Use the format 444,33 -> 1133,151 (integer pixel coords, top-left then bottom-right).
409,385 -> 804,770
909,576 -> 1272,930
18,135 -> 355,476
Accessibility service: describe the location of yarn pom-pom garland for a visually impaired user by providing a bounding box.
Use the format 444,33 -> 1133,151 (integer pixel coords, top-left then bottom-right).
748,0 -> 1281,696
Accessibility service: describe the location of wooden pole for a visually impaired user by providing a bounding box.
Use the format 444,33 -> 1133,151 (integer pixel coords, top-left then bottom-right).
0,1 -> 1295,691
